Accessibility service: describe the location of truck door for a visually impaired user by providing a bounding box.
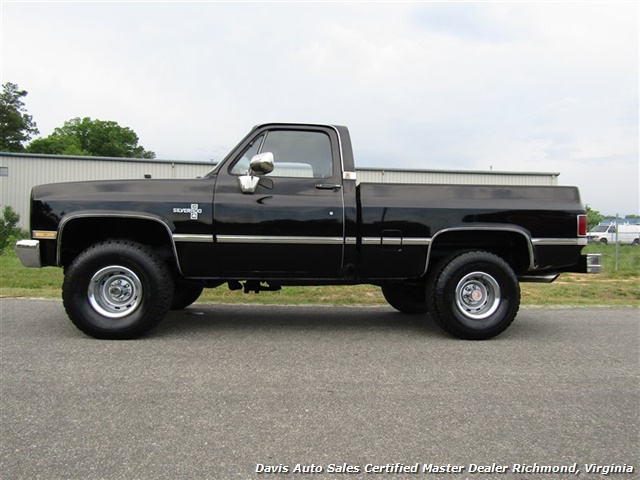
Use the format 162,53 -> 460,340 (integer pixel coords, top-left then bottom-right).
212,126 -> 345,278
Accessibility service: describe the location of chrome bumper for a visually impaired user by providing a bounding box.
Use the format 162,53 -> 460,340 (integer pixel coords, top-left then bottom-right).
15,239 -> 42,268
586,253 -> 602,274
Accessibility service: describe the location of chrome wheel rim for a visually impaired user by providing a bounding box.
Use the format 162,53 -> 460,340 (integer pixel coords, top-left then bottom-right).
455,271 -> 501,320
88,266 -> 143,318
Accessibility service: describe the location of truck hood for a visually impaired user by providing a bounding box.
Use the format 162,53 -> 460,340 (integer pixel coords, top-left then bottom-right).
31,178 -> 216,232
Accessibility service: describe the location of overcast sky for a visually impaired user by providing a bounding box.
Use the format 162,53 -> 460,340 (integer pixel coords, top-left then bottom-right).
1,1 -> 638,215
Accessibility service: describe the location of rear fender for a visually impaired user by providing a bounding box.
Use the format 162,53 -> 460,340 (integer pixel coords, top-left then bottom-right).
424,226 -> 534,276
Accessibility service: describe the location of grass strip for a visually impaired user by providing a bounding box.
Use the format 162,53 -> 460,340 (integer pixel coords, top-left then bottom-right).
1,243 -> 638,307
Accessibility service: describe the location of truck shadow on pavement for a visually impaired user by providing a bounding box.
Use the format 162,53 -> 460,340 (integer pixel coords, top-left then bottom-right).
155,303 -> 450,339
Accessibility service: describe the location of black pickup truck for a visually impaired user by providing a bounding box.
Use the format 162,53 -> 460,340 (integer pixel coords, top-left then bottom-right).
15,123 -> 600,340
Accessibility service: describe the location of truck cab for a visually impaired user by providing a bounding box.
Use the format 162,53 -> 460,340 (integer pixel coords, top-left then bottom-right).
208,124 -> 358,279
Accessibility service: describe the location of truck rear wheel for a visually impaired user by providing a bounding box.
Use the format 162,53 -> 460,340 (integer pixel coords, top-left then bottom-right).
62,240 -> 174,339
382,282 -> 428,314
426,251 -> 520,340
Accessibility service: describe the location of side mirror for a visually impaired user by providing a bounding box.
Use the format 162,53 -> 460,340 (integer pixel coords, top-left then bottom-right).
238,152 -> 275,194
249,152 -> 275,175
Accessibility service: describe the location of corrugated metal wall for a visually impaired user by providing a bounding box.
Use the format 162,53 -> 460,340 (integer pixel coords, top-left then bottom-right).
356,168 -> 558,186
0,153 -> 215,229
1,153 -> 559,230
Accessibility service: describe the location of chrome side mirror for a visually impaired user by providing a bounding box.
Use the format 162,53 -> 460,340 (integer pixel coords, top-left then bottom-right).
238,152 -> 274,194
249,152 -> 274,175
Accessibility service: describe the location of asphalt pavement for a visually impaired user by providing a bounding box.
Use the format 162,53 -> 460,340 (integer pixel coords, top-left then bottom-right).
1,299 -> 638,480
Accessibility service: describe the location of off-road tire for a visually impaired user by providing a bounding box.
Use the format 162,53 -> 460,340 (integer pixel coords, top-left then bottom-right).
62,240 -> 174,339
426,251 -> 520,340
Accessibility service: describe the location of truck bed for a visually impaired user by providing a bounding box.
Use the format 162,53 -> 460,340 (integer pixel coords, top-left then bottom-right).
356,182 -> 585,279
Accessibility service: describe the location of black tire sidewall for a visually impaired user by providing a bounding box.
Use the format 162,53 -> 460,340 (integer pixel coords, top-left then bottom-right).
63,241 -> 173,339
430,251 -> 520,340
382,283 -> 428,314
171,284 -> 204,310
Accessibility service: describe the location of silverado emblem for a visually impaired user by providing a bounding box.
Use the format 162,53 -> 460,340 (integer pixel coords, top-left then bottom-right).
173,204 -> 203,220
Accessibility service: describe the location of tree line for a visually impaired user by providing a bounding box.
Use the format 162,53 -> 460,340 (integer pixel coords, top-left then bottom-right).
0,82 -> 155,158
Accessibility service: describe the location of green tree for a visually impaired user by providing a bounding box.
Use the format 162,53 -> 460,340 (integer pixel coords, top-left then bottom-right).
0,205 -> 23,252
26,134 -> 88,156
27,117 -> 155,158
0,82 -> 39,152
586,205 -> 603,231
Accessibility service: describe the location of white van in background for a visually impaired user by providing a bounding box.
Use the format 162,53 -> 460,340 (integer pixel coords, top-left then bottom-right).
588,223 -> 640,245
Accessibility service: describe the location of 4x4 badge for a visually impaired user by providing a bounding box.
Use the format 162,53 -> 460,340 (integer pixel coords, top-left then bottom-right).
173,204 -> 203,220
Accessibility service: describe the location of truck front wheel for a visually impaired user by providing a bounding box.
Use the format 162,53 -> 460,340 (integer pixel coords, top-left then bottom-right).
62,240 -> 174,339
382,282 -> 428,314
427,251 -> 520,340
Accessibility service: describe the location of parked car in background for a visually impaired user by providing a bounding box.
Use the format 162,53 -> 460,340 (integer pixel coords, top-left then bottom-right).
588,223 -> 640,245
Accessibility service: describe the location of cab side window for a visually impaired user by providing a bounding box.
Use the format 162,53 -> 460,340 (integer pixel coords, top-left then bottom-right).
230,130 -> 333,179
262,130 -> 333,179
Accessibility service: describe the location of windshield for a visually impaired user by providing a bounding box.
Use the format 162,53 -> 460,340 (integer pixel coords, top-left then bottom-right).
590,226 -> 610,233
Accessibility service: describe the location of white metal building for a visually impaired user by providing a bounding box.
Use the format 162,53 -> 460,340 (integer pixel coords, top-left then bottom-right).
1,153 -> 216,230
1,152 -> 560,230
356,167 -> 558,186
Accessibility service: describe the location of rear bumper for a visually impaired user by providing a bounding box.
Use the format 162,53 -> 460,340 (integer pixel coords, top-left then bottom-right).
585,253 -> 602,274
15,240 -> 42,268
561,253 -> 602,274
519,253 -> 601,282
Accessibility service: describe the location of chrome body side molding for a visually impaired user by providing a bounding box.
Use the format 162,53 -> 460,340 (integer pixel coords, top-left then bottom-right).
532,238 -> 588,246
173,234 -> 214,243
216,235 -> 345,245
